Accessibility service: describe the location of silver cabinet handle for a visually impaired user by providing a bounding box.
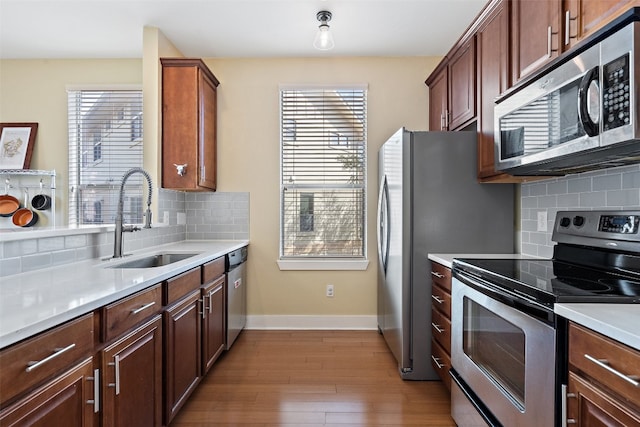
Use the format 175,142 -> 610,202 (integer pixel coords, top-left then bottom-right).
87,368 -> 100,413
25,343 -> 76,372
584,354 -> 640,387
565,11 -> 570,46
431,295 -> 444,304
548,26 -> 552,57
431,271 -> 444,279
108,355 -> 120,395
431,355 -> 445,369
199,298 -> 206,319
207,292 -> 213,313
431,322 -> 445,334
445,110 -> 450,128
440,113 -> 445,131
131,301 -> 156,315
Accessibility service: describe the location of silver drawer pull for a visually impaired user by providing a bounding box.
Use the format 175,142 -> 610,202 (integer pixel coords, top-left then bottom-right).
431,322 -> 445,334
431,295 -> 444,304
131,301 -> 156,315
25,343 -> 76,372
86,368 -> 100,413
431,271 -> 444,279
108,355 -> 121,395
431,355 -> 445,369
584,354 -> 640,387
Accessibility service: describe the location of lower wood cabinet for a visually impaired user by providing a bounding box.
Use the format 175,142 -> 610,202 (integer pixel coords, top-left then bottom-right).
164,289 -> 202,424
566,322 -> 640,426
101,315 -> 163,427
202,275 -> 225,374
0,254 -> 234,426
430,261 -> 453,391
0,357 -> 97,427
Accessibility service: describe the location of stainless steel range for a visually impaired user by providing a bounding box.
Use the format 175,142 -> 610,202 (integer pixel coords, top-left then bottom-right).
450,210 -> 640,427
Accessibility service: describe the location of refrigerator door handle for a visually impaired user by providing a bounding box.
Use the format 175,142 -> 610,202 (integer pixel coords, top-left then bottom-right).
377,174 -> 391,273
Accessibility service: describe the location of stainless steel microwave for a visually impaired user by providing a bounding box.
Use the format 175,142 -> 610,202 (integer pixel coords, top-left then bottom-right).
495,21 -> 640,176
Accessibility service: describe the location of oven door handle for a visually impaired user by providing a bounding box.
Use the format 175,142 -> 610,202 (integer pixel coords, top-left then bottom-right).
456,270 -> 536,306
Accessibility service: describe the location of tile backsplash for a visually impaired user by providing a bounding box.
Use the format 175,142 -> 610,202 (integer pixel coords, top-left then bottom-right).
0,189 -> 249,276
520,164 -> 640,258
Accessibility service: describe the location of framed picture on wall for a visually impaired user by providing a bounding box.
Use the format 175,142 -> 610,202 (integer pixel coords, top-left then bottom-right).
0,123 -> 38,169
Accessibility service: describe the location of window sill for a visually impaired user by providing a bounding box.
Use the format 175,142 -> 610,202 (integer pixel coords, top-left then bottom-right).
277,259 -> 369,271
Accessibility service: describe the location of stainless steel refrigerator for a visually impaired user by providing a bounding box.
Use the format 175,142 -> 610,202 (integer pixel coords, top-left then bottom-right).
377,128 -> 514,380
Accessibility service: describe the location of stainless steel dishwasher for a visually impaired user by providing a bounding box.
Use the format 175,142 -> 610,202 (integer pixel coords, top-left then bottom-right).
226,246 -> 247,349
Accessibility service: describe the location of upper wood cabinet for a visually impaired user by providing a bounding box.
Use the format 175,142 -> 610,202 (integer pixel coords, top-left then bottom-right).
563,0 -> 634,49
477,0 -> 511,181
511,0 -> 562,85
426,38 -> 476,131
161,58 -> 220,191
428,68 -> 448,131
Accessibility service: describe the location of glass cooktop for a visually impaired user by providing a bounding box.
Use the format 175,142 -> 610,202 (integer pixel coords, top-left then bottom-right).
453,258 -> 640,306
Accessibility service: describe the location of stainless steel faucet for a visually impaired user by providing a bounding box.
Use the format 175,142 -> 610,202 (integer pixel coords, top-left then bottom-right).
113,167 -> 153,258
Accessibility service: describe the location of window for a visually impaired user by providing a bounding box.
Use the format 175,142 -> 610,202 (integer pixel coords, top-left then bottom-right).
279,86 -> 367,264
68,89 -> 144,226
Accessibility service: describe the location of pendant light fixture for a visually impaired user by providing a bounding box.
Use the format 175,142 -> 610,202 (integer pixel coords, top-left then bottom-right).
313,11 -> 334,51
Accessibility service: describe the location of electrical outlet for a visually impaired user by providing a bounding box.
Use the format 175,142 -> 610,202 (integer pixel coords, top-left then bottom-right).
537,211 -> 548,232
163,211 -> 170,224
326,284 -> 334,297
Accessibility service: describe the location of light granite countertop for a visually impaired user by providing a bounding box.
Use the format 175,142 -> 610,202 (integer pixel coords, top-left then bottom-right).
555,303 -> 639,351
0,239 -> 248,349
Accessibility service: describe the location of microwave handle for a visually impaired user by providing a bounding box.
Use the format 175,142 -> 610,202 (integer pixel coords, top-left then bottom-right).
577,66 -> 600,137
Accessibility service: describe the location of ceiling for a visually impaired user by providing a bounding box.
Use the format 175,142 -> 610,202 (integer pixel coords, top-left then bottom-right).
0,0 -> 487,59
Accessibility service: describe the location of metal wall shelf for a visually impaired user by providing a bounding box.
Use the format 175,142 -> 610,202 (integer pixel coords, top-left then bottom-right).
1,169 -> 56,229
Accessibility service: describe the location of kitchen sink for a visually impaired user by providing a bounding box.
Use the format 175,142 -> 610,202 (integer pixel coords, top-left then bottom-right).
107,253 -> 200,268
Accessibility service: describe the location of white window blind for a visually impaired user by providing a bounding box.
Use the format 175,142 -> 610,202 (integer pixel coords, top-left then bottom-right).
280,87 -> 367,259
68,89 -> 144,226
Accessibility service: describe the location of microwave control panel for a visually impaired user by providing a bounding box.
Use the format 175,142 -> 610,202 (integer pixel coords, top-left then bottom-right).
602,53 -> 630,131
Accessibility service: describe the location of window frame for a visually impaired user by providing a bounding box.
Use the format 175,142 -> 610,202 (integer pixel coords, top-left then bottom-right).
277,84 -> 369,271
67,85 -> 144,227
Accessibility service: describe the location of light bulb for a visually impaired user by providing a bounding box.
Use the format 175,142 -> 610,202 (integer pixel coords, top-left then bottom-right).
313,17 -> 334,50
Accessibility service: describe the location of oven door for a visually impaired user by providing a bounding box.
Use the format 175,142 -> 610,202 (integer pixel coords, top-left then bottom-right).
451,274 -> 556,427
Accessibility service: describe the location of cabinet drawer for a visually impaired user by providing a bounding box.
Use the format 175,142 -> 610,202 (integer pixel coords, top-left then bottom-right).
164,267 -> 201,305
101,284 -> 162,342
430,261 -> 452,292
202,256 -> 225,284
431,306 -> 451,355
431,338 -> 451,391
431,283 -> 451,319
0,313 -> 95,407
569,322 -> 640,405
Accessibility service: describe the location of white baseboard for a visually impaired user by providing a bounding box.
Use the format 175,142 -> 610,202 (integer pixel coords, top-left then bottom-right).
245,315 -> 378,330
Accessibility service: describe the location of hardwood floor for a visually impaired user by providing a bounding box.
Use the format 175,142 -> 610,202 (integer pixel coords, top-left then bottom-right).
171,330 -> 455,426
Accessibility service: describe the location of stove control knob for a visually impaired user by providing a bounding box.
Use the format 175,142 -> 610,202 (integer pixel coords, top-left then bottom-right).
573,216 -> 585,227
560,217 -> 571,227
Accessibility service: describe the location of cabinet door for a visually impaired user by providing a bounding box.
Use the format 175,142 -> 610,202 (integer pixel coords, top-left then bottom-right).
448,38 -> 476,130
164,290 -> 202,424
512,0 -> 561,84
202,276 -> 226,374
161,58 -> 219,191
102,316 -> 163,427
567,372 -> 640,426
563,0 -> 633,49
199,71 -> 217,190
0,358 -> 96,427
477,0 -> 510,179
428,68 -> 448,130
